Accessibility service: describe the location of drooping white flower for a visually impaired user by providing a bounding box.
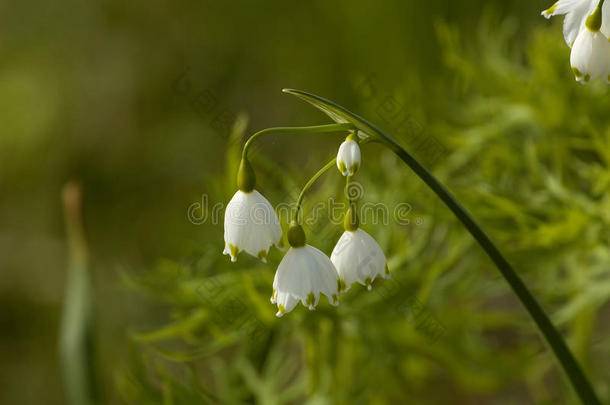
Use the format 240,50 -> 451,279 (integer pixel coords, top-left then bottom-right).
223,189 -> 283,262
270,223 -> 339,316
331,228 -> 389,292
542,0 -> 610,83
336,134 -> 361,176
570,24 -> 610,83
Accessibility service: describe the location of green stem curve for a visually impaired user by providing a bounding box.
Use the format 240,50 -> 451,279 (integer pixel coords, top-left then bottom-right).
283,88 -> 600,405
242,123 -> 355,160
384,138 -> 600,405
294,158 -> 337,223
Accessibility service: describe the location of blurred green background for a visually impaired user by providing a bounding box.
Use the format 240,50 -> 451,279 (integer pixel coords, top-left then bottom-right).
2,0 -> 610,404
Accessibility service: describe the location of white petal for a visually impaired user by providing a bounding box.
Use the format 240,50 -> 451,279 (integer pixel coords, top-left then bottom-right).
331,229 -> 387,291
336,140 -> 361,176
223,189 -> 282,262
563,4 -> 589,47
331,231 -> 361,289
276,292 -> 299,317
306,245 -> 340,301
601,1 -> 610,38
271,245 -> 339,315
542,0 -> 597,46
542,0 -> 592,17
273,247 -> 298,291
570,27 -> 610,82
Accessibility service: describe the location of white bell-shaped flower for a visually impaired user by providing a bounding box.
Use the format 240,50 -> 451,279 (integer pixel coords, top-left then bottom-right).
331,209 -> 389,292
270,223 -> 339,316
336,134 -> 361,176
542,0 -> 610,83
223,158 -> 282,263
570,25 -> 610,83
223,189 -> 283,262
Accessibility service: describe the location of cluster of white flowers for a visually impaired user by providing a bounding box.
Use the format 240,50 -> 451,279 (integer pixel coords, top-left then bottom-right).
542,0 -> 610,83
223,135 -> 390,317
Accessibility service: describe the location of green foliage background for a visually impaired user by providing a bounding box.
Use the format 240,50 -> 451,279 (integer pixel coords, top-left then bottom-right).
1,0 -> 609,404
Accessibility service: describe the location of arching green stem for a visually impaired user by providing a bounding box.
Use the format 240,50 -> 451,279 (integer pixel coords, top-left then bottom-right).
373,132 -> 601,405
242,123 -> 355,160
283,88 -> 601,405
294,158 -> 337,223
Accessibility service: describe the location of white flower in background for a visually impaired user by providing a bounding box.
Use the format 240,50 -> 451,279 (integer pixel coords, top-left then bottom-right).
542,0 -> 610,83
270,223 -> 339,316
570,24 -> 610,83
331,228 -> 389,292
336,134 -> 361,176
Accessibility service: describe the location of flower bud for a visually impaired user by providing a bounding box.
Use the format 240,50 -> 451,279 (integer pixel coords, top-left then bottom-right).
237,158 -> 256,192
287,221 -> 306,247
336,134 -> 361,176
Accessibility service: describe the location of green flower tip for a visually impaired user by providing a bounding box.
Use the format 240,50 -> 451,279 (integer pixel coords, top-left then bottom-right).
586,6 -> 603,32
306,291 -> 316,309
344,207 -> 359,231
573,67 -> 591,82
364,277 -> 373,291
338,278 -> 348,293
287,221 -> 306,247
237,158 -> 256,192
572,67 -> 583,78
338,160 -> 348,175
542,3 -> 557,17
258,249 -> 267,263
230,244 -> 239,262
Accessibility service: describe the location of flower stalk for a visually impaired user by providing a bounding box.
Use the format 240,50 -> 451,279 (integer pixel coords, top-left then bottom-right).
294,158 -> 337,223
282,88 -> 601,405
59,182 -> 98,405
385,137 -> 600,404
241,123 -> 355,160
